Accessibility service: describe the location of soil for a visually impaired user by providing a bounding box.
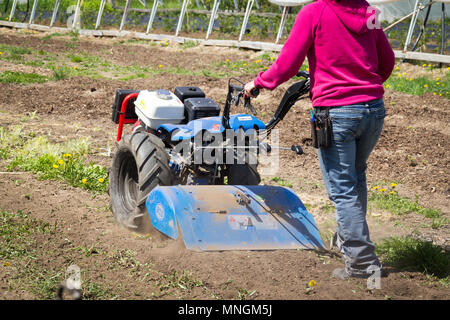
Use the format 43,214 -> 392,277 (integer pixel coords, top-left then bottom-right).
0,28 -> 449,300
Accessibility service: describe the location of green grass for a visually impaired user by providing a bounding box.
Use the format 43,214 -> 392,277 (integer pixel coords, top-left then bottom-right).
0,210 -> 52,259
181,40 -> 200,49
369,187 -> 441,218
271,176 -> 293,188
0,209 -> 118,299
157,270 -> 204,292
1,126 -> 108,193
0,209 -> 64,299
69,54 -> 83,63
376,236 -> 450,279
0,71 -> 48,84
385,72 -> 449,98
41,32 -> 67,41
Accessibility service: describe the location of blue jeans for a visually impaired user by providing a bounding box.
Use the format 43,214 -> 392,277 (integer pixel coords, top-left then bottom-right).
317,99 -> 385,276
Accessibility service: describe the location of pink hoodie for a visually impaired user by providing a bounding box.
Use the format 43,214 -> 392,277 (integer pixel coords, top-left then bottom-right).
254,0 -> 395,107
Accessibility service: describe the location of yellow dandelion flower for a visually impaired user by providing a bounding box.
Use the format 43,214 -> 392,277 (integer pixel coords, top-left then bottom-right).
74,66 -> 77,70
82,178 -> 87,184
390,191 -> 395,195
428,64 -> 431,67
391,183 -> 397,188
439,93 -> 442,96
436,82 -> 440,85
446,91 -> 449,94
53,164 -> 59,169
63,153 -> 72,158
4,261 -> 10,267
270,57 -> 274,60
308,280 -> 317,287
424,84 -> 428,88
58,159 -> 64,165
232,65 -> 236,68
433,92 -> 437,96
436,77 -> 439,81
422,64 -> 426,67
373,186 -> 379,190
395,66 -> 400,70
98,178 -> 104,183
306,68 -> 309,72
226,59 -> 230,62
397,73 -> 402,77
255,59 -> 261,63
379,188 -> 386,192
385,84 -> 390,88
158,64 -> 163,68
0,51 -> 3,55
402,72 -> 406,76
243,63 -> 247,66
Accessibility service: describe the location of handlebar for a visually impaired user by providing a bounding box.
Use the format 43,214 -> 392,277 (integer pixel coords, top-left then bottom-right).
223,70 -> 310,129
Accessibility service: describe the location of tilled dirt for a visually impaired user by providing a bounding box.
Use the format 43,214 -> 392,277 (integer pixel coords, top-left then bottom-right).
0,29 -> 449,300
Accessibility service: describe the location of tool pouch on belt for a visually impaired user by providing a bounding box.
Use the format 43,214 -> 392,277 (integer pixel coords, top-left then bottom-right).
311,108 -> 332,149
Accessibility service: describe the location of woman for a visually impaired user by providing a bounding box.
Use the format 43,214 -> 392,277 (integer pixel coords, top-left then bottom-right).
244,0 -> 395,279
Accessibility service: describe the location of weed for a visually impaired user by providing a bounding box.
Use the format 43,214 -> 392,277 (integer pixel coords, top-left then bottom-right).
271,176 -> 293,188
69,54 -> 83,63
376,236 -> 450,278
320,202 -> 335,214
237,288 -> 257,300
41,32 -> 66,41
158,270 -> 204,292
52,66 -> 69,80
181,40 -> 200,49
385,72 -> 449,98
83,281 -> 118,300
430,217 -> 449,229
1,127 -> 107,193
369,186 -> 441,218
20,110 -> 39,122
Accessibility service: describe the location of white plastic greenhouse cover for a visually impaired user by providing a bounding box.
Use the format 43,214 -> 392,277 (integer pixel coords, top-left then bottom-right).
270,0 -> 449,22
368,0 -> 449,22
268,0 -> 312,6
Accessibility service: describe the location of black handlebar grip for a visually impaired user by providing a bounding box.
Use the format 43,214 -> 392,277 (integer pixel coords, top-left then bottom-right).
291,145 -> 304,155
251,88 -> 260,98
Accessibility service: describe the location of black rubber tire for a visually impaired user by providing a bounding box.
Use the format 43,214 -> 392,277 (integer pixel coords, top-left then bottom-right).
228,163 -> 261,185
108,131 -> 173,230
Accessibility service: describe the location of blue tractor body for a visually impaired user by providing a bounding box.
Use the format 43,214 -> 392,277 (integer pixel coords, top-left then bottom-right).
146,185 -> 324,251
157,114 -> 266,141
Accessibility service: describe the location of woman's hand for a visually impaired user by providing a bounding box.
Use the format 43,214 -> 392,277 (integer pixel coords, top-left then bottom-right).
244,80 -> 259,98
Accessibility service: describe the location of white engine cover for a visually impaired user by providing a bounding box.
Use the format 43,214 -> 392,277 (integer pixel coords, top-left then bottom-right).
134,89 -> 185,129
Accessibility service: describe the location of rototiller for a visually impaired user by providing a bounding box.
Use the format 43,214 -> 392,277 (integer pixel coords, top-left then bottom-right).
109,71 -> 324,251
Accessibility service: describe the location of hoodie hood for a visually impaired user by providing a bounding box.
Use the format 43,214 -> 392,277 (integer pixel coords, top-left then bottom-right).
325,0 -> 374,34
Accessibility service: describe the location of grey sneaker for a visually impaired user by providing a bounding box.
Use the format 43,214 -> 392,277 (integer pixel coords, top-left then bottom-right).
332,267 -> 386,280
332,268 -> 373,279
332,268 -> 351,280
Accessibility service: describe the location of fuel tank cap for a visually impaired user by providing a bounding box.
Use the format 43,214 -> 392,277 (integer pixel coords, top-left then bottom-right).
156,89 -> 172,100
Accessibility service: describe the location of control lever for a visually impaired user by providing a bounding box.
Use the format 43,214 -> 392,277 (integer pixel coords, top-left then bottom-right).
260,143 -> 304,155
243,88 -> 259,116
